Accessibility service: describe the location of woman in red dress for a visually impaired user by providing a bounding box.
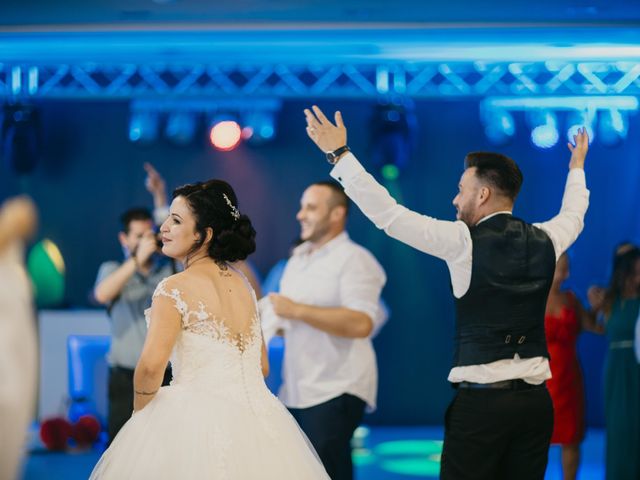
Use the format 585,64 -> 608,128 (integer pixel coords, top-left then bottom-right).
545,253 -> 601,480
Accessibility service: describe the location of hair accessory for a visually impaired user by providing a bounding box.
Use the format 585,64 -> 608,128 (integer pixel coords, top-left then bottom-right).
222,193 -> 240,221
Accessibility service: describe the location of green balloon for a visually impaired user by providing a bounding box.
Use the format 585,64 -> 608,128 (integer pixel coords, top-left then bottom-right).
27,239 -> 65,308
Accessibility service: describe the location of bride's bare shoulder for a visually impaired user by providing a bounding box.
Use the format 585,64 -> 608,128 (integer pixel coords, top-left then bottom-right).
161,267 -> 220,293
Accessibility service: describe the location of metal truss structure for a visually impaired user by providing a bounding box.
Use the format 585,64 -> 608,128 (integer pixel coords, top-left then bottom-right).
2,61 -> 640,100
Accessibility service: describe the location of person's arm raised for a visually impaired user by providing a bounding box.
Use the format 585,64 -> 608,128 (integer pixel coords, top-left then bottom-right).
567,127 -> 589,170
145,162 -> 170,225
304,105 -> 470,263
534,128 -> 590,259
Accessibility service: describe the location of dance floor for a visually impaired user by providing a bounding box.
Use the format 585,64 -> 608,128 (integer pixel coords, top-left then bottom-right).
22,426 -> 605,479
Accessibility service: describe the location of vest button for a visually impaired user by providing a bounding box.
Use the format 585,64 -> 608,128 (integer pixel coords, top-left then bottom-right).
505,335 -> 511,344
518,335 -> 526,344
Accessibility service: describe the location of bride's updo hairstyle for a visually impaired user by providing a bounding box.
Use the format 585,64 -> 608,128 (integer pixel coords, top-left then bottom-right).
173,179 -> 256,263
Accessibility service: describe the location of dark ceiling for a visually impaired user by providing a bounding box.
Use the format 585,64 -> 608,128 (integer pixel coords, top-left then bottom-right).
1,0 -> 639,28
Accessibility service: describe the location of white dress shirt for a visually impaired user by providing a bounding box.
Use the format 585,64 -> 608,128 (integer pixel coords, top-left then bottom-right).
330,153 -> 590,384
260,231 -> 386,410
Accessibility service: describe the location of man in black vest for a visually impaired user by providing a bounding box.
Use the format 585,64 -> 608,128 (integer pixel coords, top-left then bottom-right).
303,106 -> 590,480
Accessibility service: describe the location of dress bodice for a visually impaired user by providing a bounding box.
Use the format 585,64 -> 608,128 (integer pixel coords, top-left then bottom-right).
145,278 -> 271,407
607,298 -> 640,343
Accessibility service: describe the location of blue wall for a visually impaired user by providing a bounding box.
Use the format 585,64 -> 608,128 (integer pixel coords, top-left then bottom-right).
2,98 -> 638,425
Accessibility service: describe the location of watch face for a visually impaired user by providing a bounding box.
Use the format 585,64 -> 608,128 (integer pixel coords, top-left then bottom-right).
326,146 -> 347,164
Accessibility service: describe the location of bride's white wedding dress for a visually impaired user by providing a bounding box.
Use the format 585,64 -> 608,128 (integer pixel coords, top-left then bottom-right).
90,275 -> 329,479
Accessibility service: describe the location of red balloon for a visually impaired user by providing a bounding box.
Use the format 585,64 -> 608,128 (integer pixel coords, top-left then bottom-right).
71,415 -> 102,446
40,417 -> 72,451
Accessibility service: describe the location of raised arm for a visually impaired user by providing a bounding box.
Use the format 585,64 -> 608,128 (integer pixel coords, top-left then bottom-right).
534,128 -> 590,259
304,105 -> 470,262
145,162 -> 170,225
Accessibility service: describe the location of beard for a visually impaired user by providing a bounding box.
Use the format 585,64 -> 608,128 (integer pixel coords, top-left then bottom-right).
456,207 -> 475,227
300,221 -> 331,243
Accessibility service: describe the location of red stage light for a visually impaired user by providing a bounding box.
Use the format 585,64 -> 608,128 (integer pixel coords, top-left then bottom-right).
210,121 -> 242,151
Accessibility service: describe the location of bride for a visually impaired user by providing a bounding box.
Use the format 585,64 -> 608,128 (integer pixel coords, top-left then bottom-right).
90,180 -> 329,479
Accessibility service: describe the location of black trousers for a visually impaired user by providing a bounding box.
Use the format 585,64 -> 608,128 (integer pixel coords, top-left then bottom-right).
289,394 -> 366,480
440,385 -> 554,480
107,365 -> 172,444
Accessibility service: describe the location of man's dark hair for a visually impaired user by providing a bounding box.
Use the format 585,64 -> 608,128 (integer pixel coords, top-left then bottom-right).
120,207 -> 153,234
464,152 -> 523,201
311,180 -> 350,215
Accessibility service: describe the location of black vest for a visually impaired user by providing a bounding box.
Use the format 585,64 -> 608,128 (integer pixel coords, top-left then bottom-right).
453,214 -> 556,367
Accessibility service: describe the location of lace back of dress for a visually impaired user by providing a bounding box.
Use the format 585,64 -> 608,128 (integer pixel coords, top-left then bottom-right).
153,270 -> 261,355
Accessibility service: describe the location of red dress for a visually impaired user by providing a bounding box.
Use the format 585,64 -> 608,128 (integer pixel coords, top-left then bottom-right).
544,292 -> 586,445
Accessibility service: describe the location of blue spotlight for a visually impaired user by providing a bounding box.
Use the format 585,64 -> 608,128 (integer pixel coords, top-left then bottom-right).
566,110 -> 594,145
165,111 -> 197,146
243,110 -> 276,145
1,103 -> 42,174
369,98 -> 417,180
483,109 -> 515,146
598,109 -> 627,147
530,111 -> 559,149
128,111 -> 159,144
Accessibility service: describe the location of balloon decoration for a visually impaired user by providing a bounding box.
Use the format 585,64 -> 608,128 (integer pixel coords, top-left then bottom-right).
40,415 -> 102,450
27,238 -> 65,308
71,415 -> 102,447
39,417 -> 73,451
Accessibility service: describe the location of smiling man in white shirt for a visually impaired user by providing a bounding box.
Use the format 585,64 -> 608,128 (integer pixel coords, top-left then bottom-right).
266,180 -> 386,480
304,105 -> 590,480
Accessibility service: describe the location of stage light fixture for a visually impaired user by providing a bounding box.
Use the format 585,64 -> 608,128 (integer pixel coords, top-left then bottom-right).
482,109 -> 515,146
597,109 -> 627,147
242,110 -> 276,145
209,117 -> 242,151
566,110 -> 594,145
165,111 -> 197,146
1,103 -> 42,174
128,111 -> 159,144
529,111 -> 559,149
369,99 -> 416,180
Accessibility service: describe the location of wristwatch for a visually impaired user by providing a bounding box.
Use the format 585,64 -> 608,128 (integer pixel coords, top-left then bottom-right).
326,145 -> 350,165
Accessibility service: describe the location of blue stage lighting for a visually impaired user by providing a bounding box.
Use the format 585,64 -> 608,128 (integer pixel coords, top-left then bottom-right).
128,111 -> 159,144
165,111 -> 197,146
566,110 -> 594,146
483,109 -> 515,146
1,103 -> 42,174
209,114 -> 242,151
243,110 -> 276,145
369,99 -> 417,179
598,109 -> 627,147
530,111 -> 559,149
